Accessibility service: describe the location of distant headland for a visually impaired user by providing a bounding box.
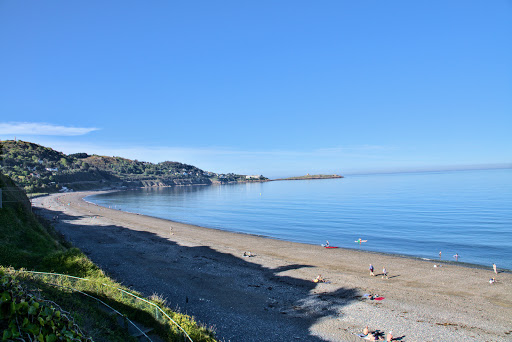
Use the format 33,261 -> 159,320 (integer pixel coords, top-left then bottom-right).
273,174 -> 344,181
0,139 -> 269,194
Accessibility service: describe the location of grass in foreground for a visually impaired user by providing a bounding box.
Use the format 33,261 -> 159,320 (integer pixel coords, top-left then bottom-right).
0,174 -> 216,341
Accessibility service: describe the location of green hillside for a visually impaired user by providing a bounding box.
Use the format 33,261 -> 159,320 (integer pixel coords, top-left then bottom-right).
0,140 -> 265,193
0,173 -> 216,341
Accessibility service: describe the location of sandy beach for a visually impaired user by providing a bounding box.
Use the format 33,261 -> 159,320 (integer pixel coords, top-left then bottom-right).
32,191 -> 511,342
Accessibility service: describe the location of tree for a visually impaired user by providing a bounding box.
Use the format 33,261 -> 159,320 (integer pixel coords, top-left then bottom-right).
59,158 -> 68,168
0,140 -> 3,160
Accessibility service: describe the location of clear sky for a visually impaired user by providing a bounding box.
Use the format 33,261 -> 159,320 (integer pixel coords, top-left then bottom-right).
1,1 -> 511,178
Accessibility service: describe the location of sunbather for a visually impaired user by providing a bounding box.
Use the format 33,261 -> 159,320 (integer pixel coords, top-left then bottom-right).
313,274 -> 325,283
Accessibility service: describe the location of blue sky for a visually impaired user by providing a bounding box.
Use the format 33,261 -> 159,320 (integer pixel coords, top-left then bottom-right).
1,1 -> 511,178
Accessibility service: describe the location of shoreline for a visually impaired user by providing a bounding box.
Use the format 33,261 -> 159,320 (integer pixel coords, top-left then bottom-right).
33,191 -> 512,342
84,190 -> 510,272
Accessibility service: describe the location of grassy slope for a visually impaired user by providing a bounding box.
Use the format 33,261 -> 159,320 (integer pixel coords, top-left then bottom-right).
0,174 -> 216,341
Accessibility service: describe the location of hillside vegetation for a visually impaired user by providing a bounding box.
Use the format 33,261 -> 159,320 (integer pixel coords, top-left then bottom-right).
0,140 -> 266,194
0,173 -> 216,341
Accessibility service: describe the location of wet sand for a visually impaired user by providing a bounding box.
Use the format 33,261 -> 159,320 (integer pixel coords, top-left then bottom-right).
33,191 -> 512,342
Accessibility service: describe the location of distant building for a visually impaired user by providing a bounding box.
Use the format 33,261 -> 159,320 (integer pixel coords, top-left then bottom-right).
46,167 -> 58,172
246,175 -> 261,179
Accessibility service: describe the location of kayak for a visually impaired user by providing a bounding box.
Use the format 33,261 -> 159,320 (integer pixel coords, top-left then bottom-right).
324,246 -> 339,249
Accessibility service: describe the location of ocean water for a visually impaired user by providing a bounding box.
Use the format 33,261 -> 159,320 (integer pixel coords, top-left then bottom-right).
87,169 -> 512,270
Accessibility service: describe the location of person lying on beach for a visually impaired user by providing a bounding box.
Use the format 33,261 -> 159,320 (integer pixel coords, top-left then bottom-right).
313,275 -> 325,283
363,326 -> 369,335
243,252 -> 253,257
363,294 -> 381,300
364,333 -> 378,341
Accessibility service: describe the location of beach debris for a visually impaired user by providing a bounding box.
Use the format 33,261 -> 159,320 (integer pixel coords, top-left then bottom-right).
436,322 -> 458,327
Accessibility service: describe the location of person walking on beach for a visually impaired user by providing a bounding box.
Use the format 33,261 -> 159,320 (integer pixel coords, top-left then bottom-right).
453,253 -> 459,262
369,264 -> 375,276
493,263 -> 497,275
382,267 -> 388,279
439,251 -> 442,260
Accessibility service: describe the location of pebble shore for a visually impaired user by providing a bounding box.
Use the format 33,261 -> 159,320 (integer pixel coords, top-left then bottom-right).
33,191 -> 512,342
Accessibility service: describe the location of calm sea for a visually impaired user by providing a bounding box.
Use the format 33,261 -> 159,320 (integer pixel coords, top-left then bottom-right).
87,169 -> 512,270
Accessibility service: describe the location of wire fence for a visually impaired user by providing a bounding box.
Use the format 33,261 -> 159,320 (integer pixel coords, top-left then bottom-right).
9,269 -> 194,342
